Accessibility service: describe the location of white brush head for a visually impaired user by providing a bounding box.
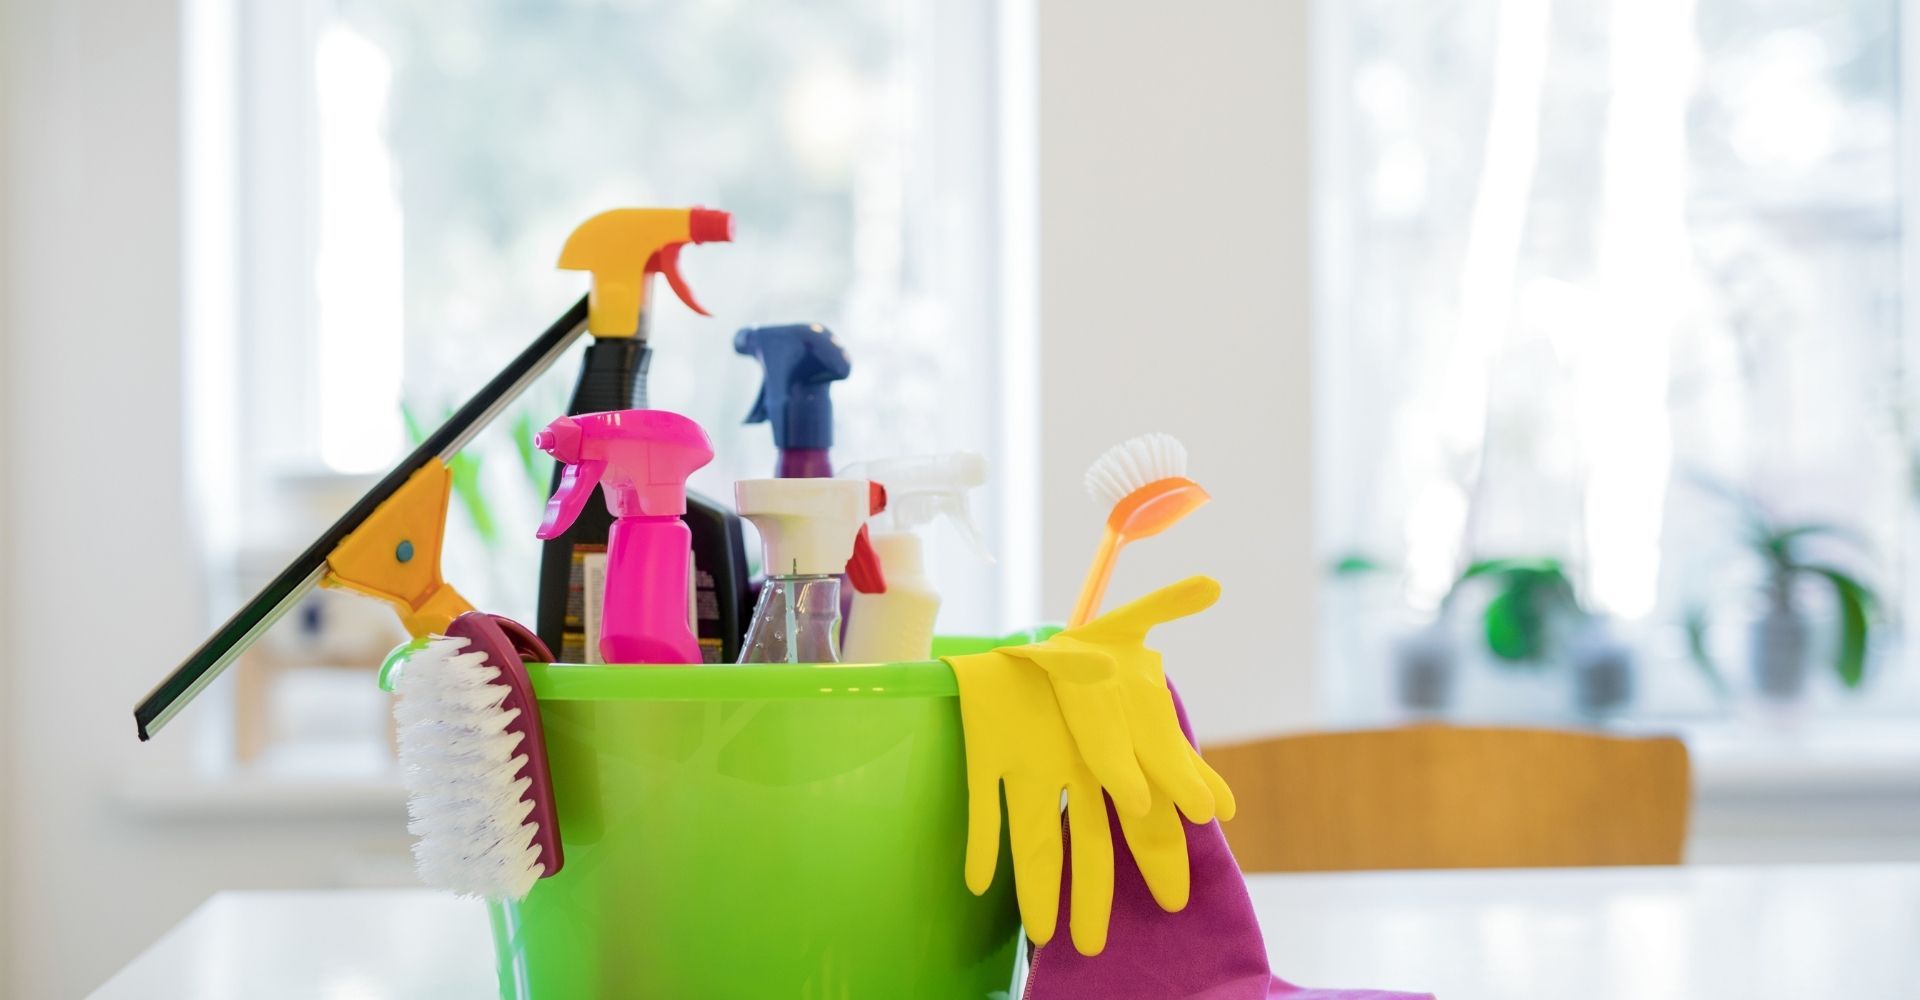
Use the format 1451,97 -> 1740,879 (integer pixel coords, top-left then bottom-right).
393,636 -> 545,900
1084,433 -> 1190,508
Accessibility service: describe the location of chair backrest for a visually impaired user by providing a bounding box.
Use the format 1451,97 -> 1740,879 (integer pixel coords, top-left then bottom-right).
1203,726 -> 1690,872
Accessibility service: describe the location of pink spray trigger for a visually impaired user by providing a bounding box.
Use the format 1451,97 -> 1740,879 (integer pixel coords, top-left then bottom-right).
536,456 -> 605,540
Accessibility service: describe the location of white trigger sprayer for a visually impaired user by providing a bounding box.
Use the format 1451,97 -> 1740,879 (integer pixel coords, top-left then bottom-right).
838,452 -> 993,662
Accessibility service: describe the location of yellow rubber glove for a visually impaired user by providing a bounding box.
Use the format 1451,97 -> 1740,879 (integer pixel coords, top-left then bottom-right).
1000,575 -> 1237,913
947,643 -> 1147,955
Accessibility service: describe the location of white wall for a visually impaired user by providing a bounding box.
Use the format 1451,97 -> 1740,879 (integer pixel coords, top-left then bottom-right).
1034,0 -> 1318,743
1,3 -> 405,996
0,0 -> 13,975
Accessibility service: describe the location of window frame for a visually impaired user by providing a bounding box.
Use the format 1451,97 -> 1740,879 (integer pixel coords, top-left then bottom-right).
184,0 -> 1030,775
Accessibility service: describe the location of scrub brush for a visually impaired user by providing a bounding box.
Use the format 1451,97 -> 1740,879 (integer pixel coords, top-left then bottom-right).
390,611 -> 563,900
1069,433 -> 1211,626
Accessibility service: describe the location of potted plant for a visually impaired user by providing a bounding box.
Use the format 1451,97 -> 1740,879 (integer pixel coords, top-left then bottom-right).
1332,555 -> 1630,717
1447,558 -> 1632,718
1448,558 -> 1580,665
1704,493 -> 1880,701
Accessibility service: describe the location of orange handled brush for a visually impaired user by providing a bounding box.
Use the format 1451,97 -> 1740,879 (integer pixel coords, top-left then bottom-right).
1069,434 -> 1211,627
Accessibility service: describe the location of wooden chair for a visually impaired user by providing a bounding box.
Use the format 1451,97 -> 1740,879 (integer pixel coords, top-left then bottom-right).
1202,726 -> 1690,872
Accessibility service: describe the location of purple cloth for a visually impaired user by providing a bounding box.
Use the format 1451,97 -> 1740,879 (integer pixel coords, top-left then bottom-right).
1023,685 -> 1433,1000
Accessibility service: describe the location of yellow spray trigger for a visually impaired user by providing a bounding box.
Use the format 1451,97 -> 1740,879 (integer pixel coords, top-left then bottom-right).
322,459 -> 474,637
558,207 -> 732,337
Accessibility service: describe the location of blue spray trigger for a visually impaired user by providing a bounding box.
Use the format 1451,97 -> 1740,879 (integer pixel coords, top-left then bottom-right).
733,323 -> 851,450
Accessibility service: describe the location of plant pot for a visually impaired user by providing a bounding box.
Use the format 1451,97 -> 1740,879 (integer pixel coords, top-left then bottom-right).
1392,625 -> 1456,714
1569,621 -> 1634,718
1749,607 -> 1812,701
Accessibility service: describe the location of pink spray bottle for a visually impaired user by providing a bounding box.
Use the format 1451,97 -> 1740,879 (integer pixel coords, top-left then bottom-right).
534,410 -> 714,664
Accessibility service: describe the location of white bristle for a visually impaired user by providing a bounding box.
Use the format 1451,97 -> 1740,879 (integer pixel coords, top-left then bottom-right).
394,636 -> 545,901
1084,433 -> 1190,508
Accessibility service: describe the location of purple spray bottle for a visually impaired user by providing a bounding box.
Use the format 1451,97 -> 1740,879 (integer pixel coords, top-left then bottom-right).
534,410 -> 714,664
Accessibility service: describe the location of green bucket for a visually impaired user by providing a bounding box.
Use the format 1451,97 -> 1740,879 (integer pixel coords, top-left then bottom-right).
484,634 -> 1039,999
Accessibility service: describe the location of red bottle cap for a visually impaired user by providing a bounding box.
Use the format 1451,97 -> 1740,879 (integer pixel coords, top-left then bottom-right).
689,207 -> 734,244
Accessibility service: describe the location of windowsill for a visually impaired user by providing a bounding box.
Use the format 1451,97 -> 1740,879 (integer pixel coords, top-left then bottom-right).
1674,717 -> 1920,799
122,716 -> 1920,823
117,769 -> 405,822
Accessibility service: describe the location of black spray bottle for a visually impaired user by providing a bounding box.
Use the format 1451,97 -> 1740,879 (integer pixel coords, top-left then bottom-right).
536,207 -> 749,663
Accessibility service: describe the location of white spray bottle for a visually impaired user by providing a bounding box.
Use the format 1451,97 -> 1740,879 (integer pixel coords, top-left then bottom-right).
734,478 -> 873,664
838,452 -> 993,662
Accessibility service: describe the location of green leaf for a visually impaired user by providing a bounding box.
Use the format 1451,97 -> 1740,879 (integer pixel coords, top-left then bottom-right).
511,409 -> 549,494
1483,586 -> 1538,661
1460,557 -> 1564,581
1454,559 -> 1580,663
1682,605 -> 1728,699
1481,568 -> 1575,664
1766,523 -> 1865,566
400,400 -> 428,447
1330,553 -> 1386,576
448,449 -> 498,546
405,399 -> 499,548
1802,565 -> 1877,690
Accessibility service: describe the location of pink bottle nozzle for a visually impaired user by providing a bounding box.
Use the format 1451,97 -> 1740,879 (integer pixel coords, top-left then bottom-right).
532,418 -> 581,462
534,410 -> 714,540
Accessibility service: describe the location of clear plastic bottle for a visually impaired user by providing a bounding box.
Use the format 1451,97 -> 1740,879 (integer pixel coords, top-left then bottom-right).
739,574 -> 842,663
733,478 -> 871,664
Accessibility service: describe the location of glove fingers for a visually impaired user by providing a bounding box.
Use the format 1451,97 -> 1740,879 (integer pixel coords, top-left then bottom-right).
1065,783 -> 1115,956
1004,777 -> 1065,946
1127,575 -> 1222,626
1054,685 -> 1151,818
1140,730 -> 1216,824
1003,644 -> 1113,684
964,769 -> 1005,896
1193,750 -> 1237,822
1117,794 -> 1191,913
1131,687 -> 1217,823
1006,644 -> 1153,818
1071,576 -> 1222,644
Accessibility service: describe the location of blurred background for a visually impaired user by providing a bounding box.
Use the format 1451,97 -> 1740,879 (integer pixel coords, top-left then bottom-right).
3,0 -> 1918,995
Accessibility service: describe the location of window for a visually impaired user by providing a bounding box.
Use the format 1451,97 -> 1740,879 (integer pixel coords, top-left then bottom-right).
189,0 -> 1014,768
1316,0 -> 1920,723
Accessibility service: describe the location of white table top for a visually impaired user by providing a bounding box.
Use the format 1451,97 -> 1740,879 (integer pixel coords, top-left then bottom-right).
92,864 -> 1920,999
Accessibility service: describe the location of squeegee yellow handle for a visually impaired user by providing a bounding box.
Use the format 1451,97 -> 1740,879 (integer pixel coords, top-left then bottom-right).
1068,529 -> 1124,627
322,459 -> 474,637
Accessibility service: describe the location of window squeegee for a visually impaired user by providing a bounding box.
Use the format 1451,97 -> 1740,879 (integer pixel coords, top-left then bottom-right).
135,207 -> 732,740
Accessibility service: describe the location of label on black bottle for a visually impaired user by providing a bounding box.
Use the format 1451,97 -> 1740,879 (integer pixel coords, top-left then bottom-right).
694,564 -> 723,664
561,542 -> 606,663
581,552 -> 608,664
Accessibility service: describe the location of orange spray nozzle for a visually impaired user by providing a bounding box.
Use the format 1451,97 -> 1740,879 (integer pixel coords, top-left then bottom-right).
559,207 -> 734,336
